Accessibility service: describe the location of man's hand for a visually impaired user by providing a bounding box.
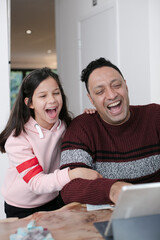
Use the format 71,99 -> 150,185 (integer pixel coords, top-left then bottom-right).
109,181 -> 132,204
68,168 -> 102,180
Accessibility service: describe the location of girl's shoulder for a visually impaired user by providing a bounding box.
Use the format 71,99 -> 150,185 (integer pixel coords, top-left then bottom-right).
5,129 -> 30,151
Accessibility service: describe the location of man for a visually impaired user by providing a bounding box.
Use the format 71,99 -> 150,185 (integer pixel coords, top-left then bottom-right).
60,57 -> 160,205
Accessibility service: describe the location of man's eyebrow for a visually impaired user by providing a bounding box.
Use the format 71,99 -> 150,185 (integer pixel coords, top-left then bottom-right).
93,85 -> 104,91
111,78 -> 121,83
93,79 -> 121,90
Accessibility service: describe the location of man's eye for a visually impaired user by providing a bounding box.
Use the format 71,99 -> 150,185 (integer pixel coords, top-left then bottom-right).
113,84 -> 121,88
96,91 -> 103,95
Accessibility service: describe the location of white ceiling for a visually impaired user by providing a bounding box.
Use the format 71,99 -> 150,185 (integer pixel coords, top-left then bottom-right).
11,0 -> 57,70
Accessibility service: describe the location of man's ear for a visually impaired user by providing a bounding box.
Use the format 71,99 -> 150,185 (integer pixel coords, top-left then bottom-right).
87,93 -> 95,107
24,97 -> 33,109
124,79 -> 129,93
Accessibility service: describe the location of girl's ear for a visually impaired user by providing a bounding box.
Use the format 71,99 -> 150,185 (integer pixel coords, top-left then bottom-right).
24,97 -> 28,106
24,97 -> 33,109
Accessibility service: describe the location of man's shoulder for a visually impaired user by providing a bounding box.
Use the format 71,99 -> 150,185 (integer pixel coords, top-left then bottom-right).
130,104 -> 160,122
66,112 -> 99,132
131,103 -> 160,112
72,112 -> 98,124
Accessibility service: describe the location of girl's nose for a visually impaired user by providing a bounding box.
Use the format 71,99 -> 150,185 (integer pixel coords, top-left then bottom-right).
48,95 -> 56,103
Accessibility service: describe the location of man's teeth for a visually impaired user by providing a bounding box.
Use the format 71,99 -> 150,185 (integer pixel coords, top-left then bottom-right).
108,101 -> 120,108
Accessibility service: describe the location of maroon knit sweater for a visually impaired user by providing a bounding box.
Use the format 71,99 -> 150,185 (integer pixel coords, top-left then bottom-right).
60,104 -> 160,205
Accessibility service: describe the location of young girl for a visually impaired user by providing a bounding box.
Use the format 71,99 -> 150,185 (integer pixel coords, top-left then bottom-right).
0,67 -> 100,218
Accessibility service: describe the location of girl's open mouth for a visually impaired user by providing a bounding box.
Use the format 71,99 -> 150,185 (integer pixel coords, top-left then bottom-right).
46,107 -> 57,119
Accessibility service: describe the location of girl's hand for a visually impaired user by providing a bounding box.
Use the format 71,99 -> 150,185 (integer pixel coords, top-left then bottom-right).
68,168 -> 102,180
84,108 -> 96,114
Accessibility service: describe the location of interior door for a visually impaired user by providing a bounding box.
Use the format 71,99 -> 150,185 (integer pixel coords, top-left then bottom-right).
78,3 -> 118,111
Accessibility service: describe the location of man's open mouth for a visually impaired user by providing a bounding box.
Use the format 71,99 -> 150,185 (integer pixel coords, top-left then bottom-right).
107,101 -> 121,110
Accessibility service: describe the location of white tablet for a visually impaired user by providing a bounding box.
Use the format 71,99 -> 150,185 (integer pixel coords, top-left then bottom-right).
104,182 -> 160,237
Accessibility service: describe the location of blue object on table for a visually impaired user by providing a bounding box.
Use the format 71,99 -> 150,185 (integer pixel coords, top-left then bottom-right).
10,220 -> 54,240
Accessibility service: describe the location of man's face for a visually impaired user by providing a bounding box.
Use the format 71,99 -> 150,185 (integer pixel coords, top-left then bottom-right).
87,66 -> 130,125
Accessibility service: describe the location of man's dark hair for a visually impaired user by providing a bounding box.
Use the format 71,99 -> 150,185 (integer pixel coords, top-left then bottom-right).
81,57 -> 124,93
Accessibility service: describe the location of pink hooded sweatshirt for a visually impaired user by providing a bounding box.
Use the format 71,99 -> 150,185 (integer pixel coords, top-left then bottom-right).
1,117 -> 70,208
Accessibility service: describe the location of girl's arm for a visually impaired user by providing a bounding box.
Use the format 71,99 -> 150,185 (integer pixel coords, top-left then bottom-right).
69,167 -> 102,180
5,132 -> 101,196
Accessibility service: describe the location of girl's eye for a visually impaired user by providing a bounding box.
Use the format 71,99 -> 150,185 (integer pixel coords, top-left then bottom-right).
40,95 -> 46,98
54,92 -> 60,95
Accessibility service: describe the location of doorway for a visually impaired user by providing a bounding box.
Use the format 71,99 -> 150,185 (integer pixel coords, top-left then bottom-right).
10,0 -> 57,108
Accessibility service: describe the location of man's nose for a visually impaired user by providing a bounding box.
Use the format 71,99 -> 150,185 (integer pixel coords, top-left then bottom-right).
105,87 -> 117,100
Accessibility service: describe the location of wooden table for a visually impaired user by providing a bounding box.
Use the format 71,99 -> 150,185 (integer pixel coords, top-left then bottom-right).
0,202 -> 112,239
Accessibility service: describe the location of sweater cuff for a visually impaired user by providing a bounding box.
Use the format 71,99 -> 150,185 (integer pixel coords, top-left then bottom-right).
57,167 -> 71,188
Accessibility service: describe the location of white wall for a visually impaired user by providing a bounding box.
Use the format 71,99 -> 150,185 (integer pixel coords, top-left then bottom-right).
118,0 -> 150,105
55,0 -> 160,116
149,0 -> 160,103
55,0 -> 110,116
0,0 -> 10,219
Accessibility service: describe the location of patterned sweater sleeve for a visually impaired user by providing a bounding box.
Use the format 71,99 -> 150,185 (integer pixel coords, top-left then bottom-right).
60,113 -> 117,204
61,178 -> 116,205
60,148 -> 116,204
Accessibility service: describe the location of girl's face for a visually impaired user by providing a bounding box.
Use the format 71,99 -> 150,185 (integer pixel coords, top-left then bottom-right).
28,76 -> 63,129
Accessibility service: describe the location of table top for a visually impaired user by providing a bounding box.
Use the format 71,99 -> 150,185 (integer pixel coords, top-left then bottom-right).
0,202 -> 112,240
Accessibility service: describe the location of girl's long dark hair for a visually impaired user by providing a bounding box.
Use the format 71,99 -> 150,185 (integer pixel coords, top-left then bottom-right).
0,67 -> 73,153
